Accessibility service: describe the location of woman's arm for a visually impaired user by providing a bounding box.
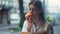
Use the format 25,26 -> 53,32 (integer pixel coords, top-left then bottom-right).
22,20 -> 32,32
27,21 -> 32,32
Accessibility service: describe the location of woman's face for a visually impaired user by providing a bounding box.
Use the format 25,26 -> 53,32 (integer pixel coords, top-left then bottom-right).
29,4 -> 39,15
29,4 -> 41,22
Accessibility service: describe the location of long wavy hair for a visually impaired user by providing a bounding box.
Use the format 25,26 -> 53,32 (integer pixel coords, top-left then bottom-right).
29,0 -> 46,22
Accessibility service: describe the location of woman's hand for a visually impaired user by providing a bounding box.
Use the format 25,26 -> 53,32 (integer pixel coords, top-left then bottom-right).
25,12 -> 33,32
25,12 -> 33,23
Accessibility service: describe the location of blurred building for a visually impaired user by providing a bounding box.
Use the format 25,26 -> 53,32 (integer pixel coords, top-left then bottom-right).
0,0 -> 19,8
0,0 -> 20,25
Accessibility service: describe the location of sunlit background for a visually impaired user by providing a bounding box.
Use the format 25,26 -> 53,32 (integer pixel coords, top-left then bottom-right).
0,0 -> 60,34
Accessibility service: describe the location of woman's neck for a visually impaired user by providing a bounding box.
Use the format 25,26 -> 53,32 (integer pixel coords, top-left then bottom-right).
34,20 -> 46,27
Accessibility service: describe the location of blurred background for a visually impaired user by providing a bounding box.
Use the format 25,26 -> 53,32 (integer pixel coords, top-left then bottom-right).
0,0 -> 60,34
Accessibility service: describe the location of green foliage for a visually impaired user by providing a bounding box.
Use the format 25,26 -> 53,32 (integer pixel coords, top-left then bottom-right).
17,25 -> 21,31
45,15 -> 55,25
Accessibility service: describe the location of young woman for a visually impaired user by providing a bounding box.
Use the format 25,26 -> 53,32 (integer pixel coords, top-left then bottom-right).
22,0 -> 54,34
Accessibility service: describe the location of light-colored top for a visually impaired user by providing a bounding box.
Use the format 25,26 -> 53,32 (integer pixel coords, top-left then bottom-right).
21,20 -> 54,34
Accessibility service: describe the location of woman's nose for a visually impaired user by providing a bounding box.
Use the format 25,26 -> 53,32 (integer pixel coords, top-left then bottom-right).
30,10 -> 33,14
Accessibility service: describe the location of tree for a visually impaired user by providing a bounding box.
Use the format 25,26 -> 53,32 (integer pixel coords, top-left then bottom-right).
18,0 -> 25,31
31,0 -> 39,1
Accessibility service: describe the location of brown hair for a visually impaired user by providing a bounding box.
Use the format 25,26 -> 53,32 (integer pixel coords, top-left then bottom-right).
29,0 -> 45,21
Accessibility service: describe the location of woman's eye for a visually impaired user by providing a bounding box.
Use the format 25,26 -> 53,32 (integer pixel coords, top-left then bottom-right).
29,8 -> 31,10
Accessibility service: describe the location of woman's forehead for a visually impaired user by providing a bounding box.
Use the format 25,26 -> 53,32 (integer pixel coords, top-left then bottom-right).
29,4 -> 37,9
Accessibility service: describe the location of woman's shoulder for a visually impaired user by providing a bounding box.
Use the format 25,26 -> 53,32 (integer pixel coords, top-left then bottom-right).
44,21 -> 53,29
45,21 -> 53,30
43,22 -> 53,31
23,20 -> 28,26
46,21 -> 52,26
46,22 -> 54,34
24,20 -> 28,23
